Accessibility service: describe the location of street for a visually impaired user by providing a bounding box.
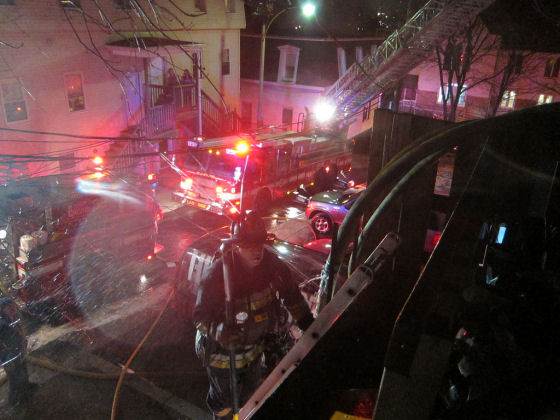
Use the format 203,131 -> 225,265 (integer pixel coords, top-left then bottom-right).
0,183 -> 317,420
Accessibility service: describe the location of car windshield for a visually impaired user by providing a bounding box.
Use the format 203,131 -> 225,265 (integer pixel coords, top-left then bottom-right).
184,149 -> 246,179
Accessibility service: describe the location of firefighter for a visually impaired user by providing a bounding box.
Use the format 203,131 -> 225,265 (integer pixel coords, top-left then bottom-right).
193,212 -> 314,419
0,297 -> 35,407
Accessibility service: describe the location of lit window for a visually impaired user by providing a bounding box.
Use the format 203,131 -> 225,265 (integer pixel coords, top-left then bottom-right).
544,58 -> 560,78
277,45 -> 300,84
222,49 -> 230,76
500,91 -> 516,109
65,74 -> 85,112
1,81 -> 28,123
437,83 -> 466,106
537,94 -> 553,105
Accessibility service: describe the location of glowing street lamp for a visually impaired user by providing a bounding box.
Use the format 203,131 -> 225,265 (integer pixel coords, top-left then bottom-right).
257,3 -> 316,128
302,3 -> 316,17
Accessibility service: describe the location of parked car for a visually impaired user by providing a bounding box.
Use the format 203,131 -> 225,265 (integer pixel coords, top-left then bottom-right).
305,187 -> 365,235
333,168 -> 368,190
295,168 -> 367,204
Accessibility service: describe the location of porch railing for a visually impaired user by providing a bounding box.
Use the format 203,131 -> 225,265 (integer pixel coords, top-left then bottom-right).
110,83 -> 242,173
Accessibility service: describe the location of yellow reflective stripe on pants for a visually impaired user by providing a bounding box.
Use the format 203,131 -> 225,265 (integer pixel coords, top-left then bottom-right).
208,343 -> 265,369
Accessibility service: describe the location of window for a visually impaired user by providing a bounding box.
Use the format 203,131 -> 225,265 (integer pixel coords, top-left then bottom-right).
500,90 -> 516,109
277,45 -> 300,83
285,54 -> 296,81
221,49 -> 230,76
115,0 -> 131,9
65,73 -> 85,112
1,81 -> 28,123
59,0 -> 81,8
537,94 -> 553,105
194,0 -> 206,12
544,58 -> 560,78
362,102 -> 371,121
0,0 -> 15,6
225,0 -> 235,13
282,108 -> 293,129
402,87 -> 417,101
355,46 -> 363,64
437,83 -> 466,106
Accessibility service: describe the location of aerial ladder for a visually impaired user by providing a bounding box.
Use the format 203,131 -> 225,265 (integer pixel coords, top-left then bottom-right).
324,0 -> 496,119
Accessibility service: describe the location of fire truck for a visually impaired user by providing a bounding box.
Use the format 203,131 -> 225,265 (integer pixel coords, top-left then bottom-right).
172,130 -> 354,215
0,171 -> 161,321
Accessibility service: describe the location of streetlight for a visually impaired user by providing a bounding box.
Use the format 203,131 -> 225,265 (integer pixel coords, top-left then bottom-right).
313,99 -> 336,124
256,3 -> 316,128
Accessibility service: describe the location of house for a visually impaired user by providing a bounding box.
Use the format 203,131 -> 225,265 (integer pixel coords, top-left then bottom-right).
0,0 -> 245,182
240,34 -> 383,132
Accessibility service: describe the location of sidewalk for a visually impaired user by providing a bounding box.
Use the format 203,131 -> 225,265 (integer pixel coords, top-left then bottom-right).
0,283 -> 211,420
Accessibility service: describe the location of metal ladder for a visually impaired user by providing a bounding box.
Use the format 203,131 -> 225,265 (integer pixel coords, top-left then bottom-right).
324,0 -> 496,118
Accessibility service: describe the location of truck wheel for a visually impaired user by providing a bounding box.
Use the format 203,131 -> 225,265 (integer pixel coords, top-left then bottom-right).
254,189 -> 272,215
311,212 -> 332,235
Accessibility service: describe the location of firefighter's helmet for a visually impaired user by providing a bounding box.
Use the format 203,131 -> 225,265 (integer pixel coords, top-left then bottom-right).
230,211 -> 267,244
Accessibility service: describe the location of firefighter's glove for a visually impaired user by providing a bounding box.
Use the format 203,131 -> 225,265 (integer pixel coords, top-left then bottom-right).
216,323 -> 246,350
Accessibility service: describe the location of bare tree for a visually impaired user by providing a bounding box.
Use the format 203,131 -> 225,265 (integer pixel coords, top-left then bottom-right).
526,56 -> 560,96
486,49 -> 536,116
434,17 -> 501,122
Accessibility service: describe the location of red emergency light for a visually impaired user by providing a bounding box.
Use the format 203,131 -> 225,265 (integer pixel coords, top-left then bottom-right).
234,140 -> 250,155
181,178 -> 193,190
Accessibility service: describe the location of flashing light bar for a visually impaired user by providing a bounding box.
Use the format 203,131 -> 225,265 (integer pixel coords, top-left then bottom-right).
181,178 -> 193,190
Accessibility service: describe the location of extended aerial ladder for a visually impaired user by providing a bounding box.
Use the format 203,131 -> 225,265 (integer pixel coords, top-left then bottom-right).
324,0 -> 496,119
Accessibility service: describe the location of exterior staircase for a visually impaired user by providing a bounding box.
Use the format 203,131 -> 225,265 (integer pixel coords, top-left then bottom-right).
105,82 -> 241,174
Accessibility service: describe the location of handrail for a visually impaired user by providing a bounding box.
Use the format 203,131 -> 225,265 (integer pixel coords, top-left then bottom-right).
324,0 -> 450,100
109,83 -> 242,173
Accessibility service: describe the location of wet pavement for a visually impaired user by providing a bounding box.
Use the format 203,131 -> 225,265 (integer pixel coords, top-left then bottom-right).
0,170 -> 209,420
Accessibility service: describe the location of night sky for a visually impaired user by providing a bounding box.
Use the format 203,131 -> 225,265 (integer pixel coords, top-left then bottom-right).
244,0 -> 560,51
